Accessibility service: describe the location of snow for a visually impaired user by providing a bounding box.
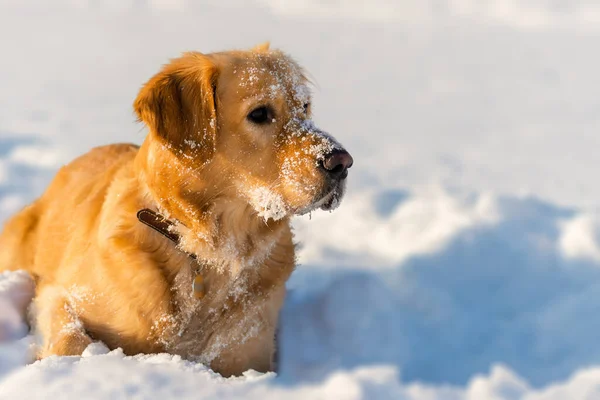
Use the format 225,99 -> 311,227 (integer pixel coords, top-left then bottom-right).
248,186 -> 288,221
293,187 -> 500,267
0,271 -> 34,343
284,192 -> 600,387
558,213 -> 600,262
4,190 -> 600,398
3,1 -> 600,399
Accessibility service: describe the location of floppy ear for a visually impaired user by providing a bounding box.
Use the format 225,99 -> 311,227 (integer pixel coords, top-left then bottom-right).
134,52 -> 218,165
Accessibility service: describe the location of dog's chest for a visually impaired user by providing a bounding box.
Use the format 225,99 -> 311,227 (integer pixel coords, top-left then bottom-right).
155,264 -> 278,363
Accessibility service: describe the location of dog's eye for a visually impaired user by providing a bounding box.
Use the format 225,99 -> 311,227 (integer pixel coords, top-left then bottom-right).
303,103 -> 310,113
248,107 -> 271,124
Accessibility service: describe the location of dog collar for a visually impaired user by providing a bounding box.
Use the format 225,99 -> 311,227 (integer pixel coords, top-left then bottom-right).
137,208 -> 205,299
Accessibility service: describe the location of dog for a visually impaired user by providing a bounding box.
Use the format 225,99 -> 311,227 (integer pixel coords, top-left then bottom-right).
0,43 -> 352,377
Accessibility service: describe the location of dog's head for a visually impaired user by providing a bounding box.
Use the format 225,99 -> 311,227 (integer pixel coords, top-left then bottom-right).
135,44 -> 352,221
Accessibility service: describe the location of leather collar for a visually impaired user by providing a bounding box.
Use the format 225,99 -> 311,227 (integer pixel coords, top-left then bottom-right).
137,208 -> 205,299
136,208 -> 197,260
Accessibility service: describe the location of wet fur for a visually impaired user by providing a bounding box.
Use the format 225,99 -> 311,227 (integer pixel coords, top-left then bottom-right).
0,44 -> 348,376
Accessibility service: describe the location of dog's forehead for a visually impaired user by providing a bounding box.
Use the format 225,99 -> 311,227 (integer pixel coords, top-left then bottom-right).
220,52 -> 311,105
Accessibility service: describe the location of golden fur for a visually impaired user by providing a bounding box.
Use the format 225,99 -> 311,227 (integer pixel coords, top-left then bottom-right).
0,43 -> 351,376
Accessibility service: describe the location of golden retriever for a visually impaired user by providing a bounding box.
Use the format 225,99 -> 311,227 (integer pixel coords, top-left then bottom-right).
0,43 -> 352,377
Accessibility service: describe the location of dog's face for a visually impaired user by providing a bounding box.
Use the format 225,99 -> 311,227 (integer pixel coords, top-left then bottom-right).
135,44 -> 352,221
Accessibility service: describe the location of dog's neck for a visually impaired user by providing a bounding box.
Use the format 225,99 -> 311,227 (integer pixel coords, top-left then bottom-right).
134,138 -> 289,276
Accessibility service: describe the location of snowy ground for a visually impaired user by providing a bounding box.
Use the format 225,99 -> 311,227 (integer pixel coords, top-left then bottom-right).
3,1 -> 600,399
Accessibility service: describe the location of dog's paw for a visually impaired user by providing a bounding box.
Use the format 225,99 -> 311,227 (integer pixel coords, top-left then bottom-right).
41,330 -> 93,358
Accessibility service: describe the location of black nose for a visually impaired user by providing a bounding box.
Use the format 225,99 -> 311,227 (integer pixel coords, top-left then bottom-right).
321,149 -> 353,179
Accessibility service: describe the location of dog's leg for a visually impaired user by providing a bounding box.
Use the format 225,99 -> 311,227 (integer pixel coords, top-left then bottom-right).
209,328 -> 276,377
209,288 -> 285,377
34,286 -> 92,358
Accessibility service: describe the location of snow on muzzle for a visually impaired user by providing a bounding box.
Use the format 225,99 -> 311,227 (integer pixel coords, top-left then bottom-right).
280,119 -> 354,214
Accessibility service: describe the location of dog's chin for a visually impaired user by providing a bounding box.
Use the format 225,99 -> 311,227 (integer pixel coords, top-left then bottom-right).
319,188 -> 343,211
295,180 -> 346,216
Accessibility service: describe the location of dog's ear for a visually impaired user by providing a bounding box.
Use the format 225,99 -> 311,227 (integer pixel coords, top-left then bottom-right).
252,42 -> 270,53
134,52 -> 218,165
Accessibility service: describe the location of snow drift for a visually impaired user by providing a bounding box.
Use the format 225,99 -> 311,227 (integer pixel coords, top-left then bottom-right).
3,188 -> 600,399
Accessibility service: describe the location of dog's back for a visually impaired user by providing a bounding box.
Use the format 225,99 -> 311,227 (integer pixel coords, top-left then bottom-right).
0,143 -> 139,279
0,201 -> 40,275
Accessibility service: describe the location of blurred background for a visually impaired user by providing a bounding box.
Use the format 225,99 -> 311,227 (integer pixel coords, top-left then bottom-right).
3,0 -> 600,397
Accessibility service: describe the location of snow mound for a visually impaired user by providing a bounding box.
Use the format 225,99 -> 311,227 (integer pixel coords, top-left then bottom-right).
293,187 -> 499,268
2,339 -> 600,399
0,270 -> 35,377
0,270 -> 34,342
558,212 -> 600,262
3,188 -> 600,398
284,190 -> 600,388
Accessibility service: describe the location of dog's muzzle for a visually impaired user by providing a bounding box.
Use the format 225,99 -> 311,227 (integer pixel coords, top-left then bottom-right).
312,148 -> 353,212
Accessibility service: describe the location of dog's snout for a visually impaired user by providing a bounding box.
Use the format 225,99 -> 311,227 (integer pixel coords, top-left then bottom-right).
321,149 -> 353,179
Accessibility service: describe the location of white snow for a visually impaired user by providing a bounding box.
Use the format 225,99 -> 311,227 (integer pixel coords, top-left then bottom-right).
293,187 -> 500,267
3,1 -> 600,399
7,146 -> 62,168
558,213 -> 600,262
0,271 -> 34,343
3,189 -> 600,398
248,186 -> 288,221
